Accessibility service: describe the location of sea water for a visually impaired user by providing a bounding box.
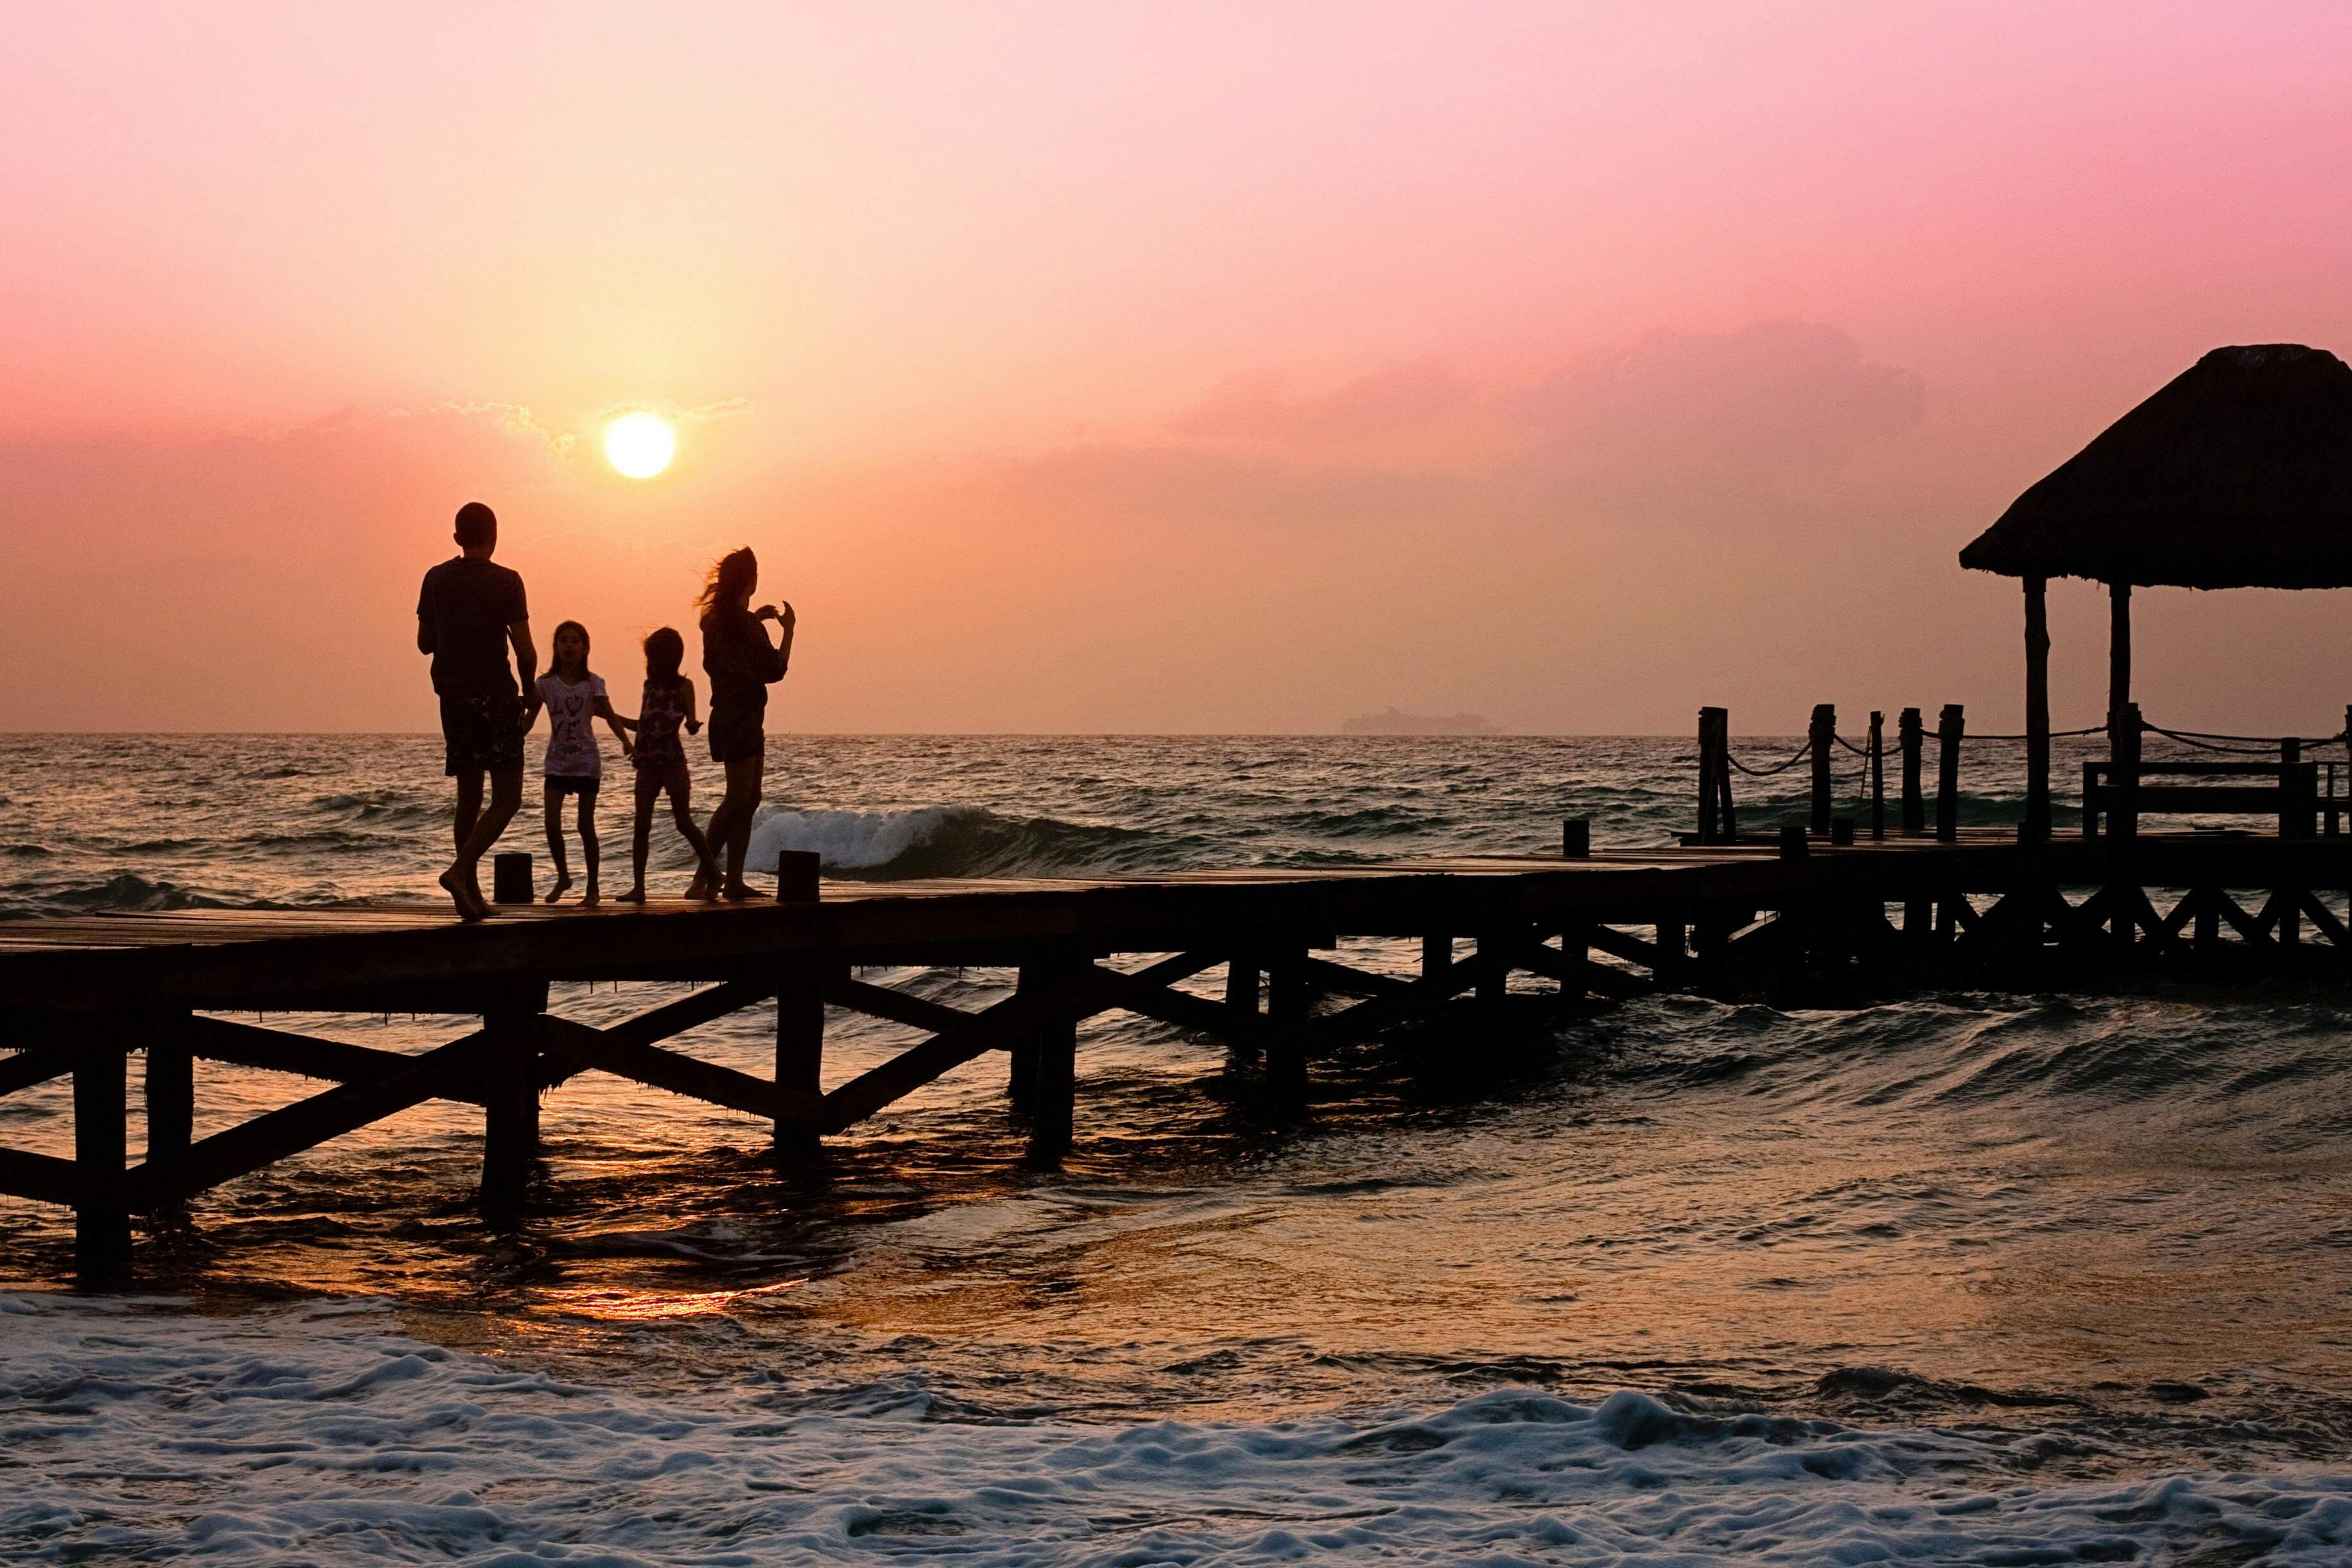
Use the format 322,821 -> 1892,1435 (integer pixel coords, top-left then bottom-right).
3,732 -> 2349,1564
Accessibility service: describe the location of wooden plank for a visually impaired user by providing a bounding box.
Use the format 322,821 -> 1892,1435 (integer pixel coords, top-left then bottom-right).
542,978 -> 776,1090
1582,922 -> 1664,972
128,1033 -> 486,1208
539,1016 -> 823,1122
826,976 -> 974,1036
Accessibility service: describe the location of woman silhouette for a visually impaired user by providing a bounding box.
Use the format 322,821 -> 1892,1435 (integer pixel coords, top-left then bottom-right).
692,546 -> 795,899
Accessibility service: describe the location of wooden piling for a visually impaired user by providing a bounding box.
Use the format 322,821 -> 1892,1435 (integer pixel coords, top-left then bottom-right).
1899,707 -> 1924,835
478,983 -> 545,1222
1562,818 -> 1590,858
1265,944 -> 1310,1103
144,1008 -> 194,1164
1696,707 -> 1735,846
74,1031 -> 131,1280
1935,705 -> 1964,842
1809,705 -> 1836,837
1475,930 -> 1511,1004
774,955 -> 825,1155
1024,953 -> 1083,1158
1421,933 -> 1449,984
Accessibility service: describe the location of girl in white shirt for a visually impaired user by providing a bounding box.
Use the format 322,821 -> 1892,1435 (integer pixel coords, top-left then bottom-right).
522,620 -> 633,905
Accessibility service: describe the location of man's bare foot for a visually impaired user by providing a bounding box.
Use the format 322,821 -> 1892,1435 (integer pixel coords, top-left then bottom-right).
683,872 -> 712,901
544,871 -> 572,905
581,880 -> 601,908
438,866 -> 488,922
615,885 -> 646,905
722,881 -> 760,902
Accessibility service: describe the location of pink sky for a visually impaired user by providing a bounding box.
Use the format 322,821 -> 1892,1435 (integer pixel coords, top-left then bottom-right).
6,2 -> 2352,734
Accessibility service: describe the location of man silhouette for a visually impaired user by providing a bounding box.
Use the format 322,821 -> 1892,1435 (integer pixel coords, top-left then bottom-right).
417,501 -> 535,920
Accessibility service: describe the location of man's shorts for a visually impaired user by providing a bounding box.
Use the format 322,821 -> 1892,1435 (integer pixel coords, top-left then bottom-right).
707,706 -> 765,765
439,692 -> 526,778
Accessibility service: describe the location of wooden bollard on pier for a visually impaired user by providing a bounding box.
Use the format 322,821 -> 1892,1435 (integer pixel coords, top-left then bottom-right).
1935,705 -> 1964,842
491,852 -> 533,905
1266,944 -> 1310,1104
1562,818 -> 1590,858
1809,705 -> 1836,837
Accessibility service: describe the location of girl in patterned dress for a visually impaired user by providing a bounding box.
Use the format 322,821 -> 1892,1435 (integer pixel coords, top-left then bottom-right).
617,627 -> 721,903
521,620 -> 633,905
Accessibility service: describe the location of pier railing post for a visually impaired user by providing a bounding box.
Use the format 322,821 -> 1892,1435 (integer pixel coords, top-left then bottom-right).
1899,708 -> 1924,835
1935,705 -> 1964,842
1420,933 -> 1449,986
1809,705 -> 1836,837
1869,711 -> 1885,840
480,980 -> 546,1224
1697,707 -> 1734,844
74,1028 -> 131,1281
2109,703 -> 2141,842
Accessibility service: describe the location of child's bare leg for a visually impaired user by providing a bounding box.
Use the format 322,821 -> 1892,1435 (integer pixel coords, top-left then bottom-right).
578,794 -> 601,906
543,786 -> 572,902
674,799 -> 721,899
617,794 -> 651,903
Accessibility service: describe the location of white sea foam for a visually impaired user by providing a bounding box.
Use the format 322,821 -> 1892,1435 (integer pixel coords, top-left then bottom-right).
747,805 -> 960,871
4,1294 -> 2348,1565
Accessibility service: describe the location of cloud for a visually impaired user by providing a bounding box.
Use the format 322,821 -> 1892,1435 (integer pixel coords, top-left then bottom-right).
1168,357 -> 1481,451
1512,321 -> 1926,478
390,400 -> 576,457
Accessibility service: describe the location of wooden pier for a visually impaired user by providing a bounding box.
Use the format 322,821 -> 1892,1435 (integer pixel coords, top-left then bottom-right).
6,829 -> 2351,1280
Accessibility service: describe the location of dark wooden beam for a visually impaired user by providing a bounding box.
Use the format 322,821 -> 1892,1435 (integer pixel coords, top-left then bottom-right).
128,1032 -> 487,1209
183,1015 -> 487,1101
821,970 -> 1112,1133
0,1048 -> 71,1098
1294,955 -> 1411,998
542,978 -> 776,1089
538,1016 -> 823,1123
0,1147 -> 86,1207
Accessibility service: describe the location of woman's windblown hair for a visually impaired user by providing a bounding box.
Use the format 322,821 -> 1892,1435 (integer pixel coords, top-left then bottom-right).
697,547 -> 758,617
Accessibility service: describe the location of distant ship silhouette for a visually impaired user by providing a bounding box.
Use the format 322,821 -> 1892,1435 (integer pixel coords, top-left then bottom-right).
1339,707 -> 1500,736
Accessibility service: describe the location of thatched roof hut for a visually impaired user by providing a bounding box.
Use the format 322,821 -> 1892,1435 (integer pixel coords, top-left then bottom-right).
1961,344 -> 2352,589
1959,344 -> 2352,839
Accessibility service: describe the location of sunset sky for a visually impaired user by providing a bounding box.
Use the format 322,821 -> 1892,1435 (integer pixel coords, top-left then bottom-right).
6,2 -> 2351,734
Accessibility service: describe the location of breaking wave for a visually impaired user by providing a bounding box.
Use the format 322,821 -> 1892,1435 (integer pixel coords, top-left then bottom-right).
747,804 -> 1189,880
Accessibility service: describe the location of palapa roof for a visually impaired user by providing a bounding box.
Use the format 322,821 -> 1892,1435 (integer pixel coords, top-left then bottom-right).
1960,344 -> 2352,588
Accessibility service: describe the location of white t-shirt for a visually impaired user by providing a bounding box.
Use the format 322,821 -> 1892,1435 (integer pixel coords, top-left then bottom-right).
537,672 -> 608,778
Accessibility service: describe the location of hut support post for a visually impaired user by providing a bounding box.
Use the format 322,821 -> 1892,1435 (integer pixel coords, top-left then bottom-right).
1809,705 -> 1836,836
74,1031 -> 131,1280
1421,933 -> 1449,985
2024,576 -> 2051,842
1899,708 -> 1924,835
144,1008 -> 194,1163
1869,711 -> 1886,840
1696,708 -> 1730,844
1935,705 -> 1965,842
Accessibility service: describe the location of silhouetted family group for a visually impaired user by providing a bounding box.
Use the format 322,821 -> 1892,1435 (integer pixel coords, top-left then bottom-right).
415,501 -> 795,920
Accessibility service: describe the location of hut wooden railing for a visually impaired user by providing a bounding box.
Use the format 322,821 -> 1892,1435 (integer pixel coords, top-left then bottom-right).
1694,705 -> 2351,846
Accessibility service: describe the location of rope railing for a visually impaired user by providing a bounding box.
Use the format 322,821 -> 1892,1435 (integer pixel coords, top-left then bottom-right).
1724,738 -> 1814,778
1696,702 -> 2352,848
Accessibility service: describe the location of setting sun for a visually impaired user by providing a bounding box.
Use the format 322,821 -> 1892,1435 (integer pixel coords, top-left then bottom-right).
603,412 -> 675,479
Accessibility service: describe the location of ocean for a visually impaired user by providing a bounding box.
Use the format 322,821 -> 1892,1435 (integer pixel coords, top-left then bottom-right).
3,731 -> 2351,1564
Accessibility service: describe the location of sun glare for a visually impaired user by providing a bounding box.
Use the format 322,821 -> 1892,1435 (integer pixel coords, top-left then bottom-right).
604,412 -> 676,479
